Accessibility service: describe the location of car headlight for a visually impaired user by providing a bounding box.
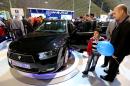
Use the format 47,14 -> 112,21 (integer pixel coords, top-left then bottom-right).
38,50 -> 57,60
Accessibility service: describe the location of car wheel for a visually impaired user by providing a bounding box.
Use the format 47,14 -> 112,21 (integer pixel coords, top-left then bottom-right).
57,46 -> 69,69
57,47 -> 64,70
63,47 -> 69,65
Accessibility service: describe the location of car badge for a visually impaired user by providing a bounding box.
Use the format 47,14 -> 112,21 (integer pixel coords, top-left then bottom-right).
18,56 -> 21,60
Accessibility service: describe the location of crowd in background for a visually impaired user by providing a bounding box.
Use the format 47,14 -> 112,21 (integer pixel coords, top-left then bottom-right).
73,13 -> 97,32
0,16 -> 44,41
0,13 -> 101,41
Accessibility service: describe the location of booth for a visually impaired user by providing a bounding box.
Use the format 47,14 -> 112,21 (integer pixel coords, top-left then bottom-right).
28,8 -> 74,20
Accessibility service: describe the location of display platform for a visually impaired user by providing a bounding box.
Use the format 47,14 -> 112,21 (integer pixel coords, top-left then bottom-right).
0,42 -> 130,86
9,51 -> 82,85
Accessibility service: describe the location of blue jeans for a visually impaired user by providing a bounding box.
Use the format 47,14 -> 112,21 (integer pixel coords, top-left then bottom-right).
83,52 -> 101,74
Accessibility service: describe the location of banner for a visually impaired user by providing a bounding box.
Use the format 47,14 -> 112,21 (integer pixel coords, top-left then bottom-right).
10,8 -> 24,16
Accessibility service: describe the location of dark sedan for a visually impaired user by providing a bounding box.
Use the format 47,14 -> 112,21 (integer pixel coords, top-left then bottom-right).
7,20 -> 73,73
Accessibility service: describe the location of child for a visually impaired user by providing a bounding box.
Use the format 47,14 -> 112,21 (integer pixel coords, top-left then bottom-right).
82,29 -> 104,75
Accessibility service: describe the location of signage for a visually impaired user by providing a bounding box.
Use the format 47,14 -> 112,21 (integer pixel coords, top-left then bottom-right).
10,8 -> 24,16
28,8 -> 74,20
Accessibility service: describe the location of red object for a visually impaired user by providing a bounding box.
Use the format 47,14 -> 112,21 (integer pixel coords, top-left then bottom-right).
86,36 -> 105,56
86,38 -> 93,56
0,27 -> 6,37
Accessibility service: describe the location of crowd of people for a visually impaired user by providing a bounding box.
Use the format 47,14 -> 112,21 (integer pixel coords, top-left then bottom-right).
0,12 -> 100,42
0,16 -> 44,41
73,13 -> 97,32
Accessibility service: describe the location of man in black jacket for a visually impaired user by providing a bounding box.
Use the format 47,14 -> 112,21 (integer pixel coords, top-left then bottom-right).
100,4 -> 130,82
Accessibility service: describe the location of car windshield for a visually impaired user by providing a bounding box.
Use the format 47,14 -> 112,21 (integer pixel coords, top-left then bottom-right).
36,20 -> 66,33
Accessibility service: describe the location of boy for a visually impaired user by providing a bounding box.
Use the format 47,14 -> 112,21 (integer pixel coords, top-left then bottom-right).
82,29 -> 104,75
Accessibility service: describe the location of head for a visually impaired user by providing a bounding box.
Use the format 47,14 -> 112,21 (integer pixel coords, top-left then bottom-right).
93,29 -> 100,39
14,15 -> 20,20
90,13 -> 95,19
85,14 -> 91,21
79,16 -> 84,21
113,4 -> 128,21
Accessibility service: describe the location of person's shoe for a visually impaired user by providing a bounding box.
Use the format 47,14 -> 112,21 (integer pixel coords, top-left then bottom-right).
100,75 -> 114,82
82,71 -> 88,75
104,69 -> 109,74
89,67 -> 95,72
101,64 -> 107,67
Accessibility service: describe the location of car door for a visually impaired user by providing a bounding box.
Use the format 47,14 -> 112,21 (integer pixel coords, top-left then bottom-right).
67,21 -> 93,51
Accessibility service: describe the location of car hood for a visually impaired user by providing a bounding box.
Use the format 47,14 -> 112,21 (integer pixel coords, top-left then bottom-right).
9,32 -> 68,53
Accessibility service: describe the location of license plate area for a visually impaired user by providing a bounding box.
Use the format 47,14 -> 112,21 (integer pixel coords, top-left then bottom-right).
10,59 -> 31,69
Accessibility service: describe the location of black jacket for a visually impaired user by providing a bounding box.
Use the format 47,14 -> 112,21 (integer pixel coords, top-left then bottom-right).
111,16 -> 130,61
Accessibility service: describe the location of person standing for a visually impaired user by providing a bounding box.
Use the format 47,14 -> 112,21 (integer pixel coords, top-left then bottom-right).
100,4 -> 130,82
90,13 -> 97,31
82,29 -> 104,76
101,16 -> 117,67
10,16 -> 25,40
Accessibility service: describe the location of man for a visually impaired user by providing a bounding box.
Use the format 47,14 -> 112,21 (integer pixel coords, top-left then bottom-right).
100,4 -> 130,82
90,13 -> 96,31
101,14 -> 117,67
10,16 -> 25,40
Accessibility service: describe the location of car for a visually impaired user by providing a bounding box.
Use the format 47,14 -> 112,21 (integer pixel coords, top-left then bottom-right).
99,21 -> 109,34
7,20 -> 75,73
7,19 -> 95,74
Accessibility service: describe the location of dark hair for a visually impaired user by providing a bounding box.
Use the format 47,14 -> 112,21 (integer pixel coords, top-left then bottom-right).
90,13 -> 94,17
80,16 -> 83,19
86,14 -> 89,16
94,29 -> 101,34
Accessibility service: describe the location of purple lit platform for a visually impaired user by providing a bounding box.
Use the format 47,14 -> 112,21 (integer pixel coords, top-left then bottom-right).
9,51 -> 82,85
1,42 -> 130,86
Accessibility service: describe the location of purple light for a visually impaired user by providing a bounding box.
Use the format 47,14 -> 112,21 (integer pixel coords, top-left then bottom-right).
69,48 -> 74,52
18,71 -> 57,79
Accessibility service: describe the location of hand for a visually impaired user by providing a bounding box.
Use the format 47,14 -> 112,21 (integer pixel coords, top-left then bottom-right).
112,56 -> 119,64
113,56 -> 118,59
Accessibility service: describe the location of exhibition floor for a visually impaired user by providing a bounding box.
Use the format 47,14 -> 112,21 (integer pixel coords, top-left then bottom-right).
0,41 -> 130,86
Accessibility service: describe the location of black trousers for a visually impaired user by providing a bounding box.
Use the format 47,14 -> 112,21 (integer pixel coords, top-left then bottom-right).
106,57 -> 124,79
13,29 -> 23,40
103,56 -> 112,66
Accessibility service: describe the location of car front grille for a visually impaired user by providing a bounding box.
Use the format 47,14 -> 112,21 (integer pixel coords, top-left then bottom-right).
9,52 -> 35,63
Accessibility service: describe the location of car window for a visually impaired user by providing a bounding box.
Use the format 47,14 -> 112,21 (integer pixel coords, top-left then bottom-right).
36,21 -> 66,33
